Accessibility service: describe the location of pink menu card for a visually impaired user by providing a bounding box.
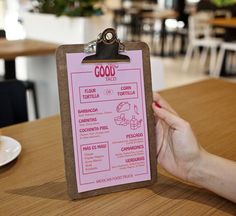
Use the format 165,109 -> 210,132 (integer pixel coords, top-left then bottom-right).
66,50 -> 151,193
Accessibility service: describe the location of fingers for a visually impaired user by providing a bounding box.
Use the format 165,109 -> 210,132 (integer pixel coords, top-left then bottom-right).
156,120 -> 164,155
156,119 -> 168,158
153,93 -> 178,115
152,103 -> 186,130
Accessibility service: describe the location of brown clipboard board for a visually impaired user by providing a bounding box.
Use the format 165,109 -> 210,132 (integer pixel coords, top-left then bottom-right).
56,28 -> 157,199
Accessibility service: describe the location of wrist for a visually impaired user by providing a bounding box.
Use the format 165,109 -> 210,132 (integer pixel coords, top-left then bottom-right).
187,149 -> 212,185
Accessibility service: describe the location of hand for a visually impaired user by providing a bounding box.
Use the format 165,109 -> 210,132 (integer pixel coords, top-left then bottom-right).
152,93 -> 205,181
152,94 -> 236,203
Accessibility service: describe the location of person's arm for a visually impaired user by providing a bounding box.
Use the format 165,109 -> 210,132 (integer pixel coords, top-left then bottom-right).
152,93 -> 236,203
189,151 -> 236,203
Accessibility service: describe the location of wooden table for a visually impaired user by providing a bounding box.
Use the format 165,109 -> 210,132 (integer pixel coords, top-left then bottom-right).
142,9 -> 178,20
0,39 -> 58,60
208,18 -> 236,76
0,79 -> 236,215
208,18 -> 236,28
0,38 -> 58,79
208,18 -> 236,42
142,10 -> 178,57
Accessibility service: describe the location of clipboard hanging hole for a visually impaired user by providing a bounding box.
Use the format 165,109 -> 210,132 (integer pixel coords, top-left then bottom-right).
105,32 -> 113,42
102,28 -> 116,44
82,28 -> 130,63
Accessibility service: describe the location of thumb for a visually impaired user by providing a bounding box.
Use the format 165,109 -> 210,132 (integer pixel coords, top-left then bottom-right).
152,103 -> 186,130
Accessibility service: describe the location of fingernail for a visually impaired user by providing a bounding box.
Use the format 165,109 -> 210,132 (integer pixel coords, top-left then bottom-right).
155,102 -> 162,108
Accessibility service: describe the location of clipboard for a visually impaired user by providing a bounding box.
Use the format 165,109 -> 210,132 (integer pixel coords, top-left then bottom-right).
56,28 -> 157,199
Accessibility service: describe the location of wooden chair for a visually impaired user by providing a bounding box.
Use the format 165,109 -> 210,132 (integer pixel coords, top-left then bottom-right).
182,12 -> 222,75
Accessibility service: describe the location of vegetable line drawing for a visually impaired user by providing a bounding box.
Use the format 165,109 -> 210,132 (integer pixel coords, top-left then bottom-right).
134,104 -> 139,115
114,114 -> 129,126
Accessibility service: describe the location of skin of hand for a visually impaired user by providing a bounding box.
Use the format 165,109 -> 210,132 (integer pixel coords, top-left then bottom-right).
152,93 -> 205,182
152,93 -> 236,203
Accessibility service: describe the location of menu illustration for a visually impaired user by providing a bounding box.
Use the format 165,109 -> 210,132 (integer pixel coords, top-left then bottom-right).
66,50 -> 151,192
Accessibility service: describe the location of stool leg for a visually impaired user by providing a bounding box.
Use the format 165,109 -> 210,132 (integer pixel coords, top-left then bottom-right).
210,47 -> 217,76
182,44 -> 193,71
180,32 -> 186,54
171,32 -> 177,57
215,47 -> 225,77
200,47 -> 208,69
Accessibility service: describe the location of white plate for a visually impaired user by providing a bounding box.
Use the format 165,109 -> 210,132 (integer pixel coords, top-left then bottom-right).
0,136 -> 22,167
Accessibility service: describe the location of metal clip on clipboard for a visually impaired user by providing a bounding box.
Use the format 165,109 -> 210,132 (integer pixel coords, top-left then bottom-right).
82,28 -> 130,63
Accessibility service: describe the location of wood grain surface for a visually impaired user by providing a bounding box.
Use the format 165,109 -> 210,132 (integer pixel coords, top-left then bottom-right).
0,79 -> 236,215
0,39 -> 59,60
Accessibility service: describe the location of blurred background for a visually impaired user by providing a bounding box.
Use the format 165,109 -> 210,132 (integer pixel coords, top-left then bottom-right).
0,0 -> 236,126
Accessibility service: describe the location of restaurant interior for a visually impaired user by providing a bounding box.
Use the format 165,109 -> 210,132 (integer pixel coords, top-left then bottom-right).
0,0 -> 236,121
1,0 -> 236,214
